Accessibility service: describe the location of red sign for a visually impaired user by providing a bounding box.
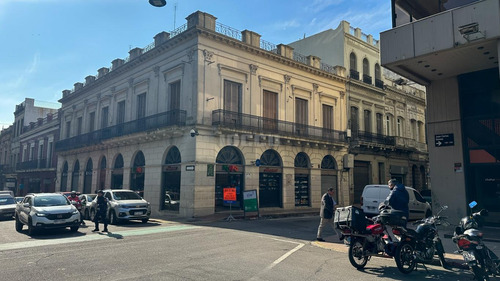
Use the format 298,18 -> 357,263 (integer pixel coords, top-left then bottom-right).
223,187 -> 237,201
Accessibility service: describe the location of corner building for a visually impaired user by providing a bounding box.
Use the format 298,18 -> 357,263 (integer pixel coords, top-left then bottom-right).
381,0 -> 500,225
55,11 -> 349,218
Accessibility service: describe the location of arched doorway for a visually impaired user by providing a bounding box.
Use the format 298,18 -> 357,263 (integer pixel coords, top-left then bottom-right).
98,156 -> 107,191
294,152 -> 311,206
71,160 -> 80,192
321,155 -> 338,203
83,158 -> 93,194
111,154 -> 124,189
259,149 -> 282,208
215,146 -> 244,212
162,146 -> 181,211
130,151 -> 145,197
60,162 -> 68,192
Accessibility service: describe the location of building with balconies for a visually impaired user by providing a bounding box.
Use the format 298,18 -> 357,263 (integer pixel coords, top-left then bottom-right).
0,126 -> 15,192
381,0 -> 500,225
289,21 -> 428,204
55,11 -> 350,218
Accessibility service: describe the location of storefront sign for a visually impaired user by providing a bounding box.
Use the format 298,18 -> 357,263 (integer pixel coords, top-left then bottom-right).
243,190 -> 258,213
207,164 -> 214,177
261,167 -> 281,173
223,187 -> 236,202
163,165 -> 179,172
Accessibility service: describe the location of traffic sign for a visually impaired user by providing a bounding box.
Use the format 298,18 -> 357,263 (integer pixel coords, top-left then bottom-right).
435,133 -> 454,147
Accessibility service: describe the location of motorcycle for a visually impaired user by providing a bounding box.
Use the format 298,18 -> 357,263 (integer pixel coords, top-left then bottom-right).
337,206 -> 398,270
453,201 -> 500,281
392,205 -> 449,274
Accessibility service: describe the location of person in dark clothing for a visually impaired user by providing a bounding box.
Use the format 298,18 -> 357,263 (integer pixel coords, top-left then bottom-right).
385,179 -> 410,223
93,190 -> 109,233
316,187 -> 337,241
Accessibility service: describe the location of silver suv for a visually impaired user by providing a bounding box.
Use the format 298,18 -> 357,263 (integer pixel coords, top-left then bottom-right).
15,193 -> 81,235
91,189 -> 151,224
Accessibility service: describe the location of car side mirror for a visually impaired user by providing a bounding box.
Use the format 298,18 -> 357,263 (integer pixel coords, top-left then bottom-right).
23,203 -> 30,208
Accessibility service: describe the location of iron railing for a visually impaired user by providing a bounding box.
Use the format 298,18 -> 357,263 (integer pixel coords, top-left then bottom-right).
55,110 -> 186,152
363,74 -> 372,85
212,110 -> 347,143
375,78 -> 384,89
15,159 -> 50,170
350,69 -> 359,80
352,130 -> 395,146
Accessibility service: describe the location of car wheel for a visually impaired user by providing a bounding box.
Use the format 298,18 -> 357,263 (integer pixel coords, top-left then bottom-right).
110,211 -> 119,225
15,215 -> 23,232
141,218 -> 149,223
70,226 -> 79,232
27,218 -> 36,236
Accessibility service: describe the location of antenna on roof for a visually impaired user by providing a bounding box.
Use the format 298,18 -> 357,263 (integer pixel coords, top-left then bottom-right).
173,2 -> 177,29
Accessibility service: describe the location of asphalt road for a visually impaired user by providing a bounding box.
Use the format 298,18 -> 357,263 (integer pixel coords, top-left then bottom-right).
0,216 -> 497,281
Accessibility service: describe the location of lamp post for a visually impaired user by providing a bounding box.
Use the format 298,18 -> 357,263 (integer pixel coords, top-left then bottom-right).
149,0 -> 166,7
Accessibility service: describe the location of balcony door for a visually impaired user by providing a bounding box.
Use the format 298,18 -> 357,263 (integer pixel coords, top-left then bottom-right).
223,80 -> 242,126
263,90 -> 278,131
295,98 -> 308,135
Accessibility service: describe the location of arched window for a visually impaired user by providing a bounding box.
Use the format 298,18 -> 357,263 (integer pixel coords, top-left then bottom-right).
363,58 -> 370,76
350,52 -> 357,71
397,117 -> 403,137
375,63 -> 381,80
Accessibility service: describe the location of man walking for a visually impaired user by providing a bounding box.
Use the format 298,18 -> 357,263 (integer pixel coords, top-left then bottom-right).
93,190 -> 109,233
316,187 -> 337,242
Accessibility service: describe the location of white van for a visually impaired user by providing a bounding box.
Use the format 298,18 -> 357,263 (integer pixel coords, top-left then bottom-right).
361,184 -> 432,220
0,190 -> 14,197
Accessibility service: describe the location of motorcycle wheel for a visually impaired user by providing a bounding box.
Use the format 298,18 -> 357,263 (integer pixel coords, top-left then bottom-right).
348,238 -> 369,269
471,265 -> 489,281
395,241 -> 416,274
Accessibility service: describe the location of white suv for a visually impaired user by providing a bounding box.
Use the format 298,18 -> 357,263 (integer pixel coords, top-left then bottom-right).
15,193 -> 81,235
91,189 -> 151,224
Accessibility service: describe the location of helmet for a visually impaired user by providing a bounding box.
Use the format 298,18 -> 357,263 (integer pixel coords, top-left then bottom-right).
71,191 -> 76,196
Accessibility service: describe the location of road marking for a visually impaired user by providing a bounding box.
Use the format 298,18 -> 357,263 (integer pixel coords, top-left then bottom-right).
249,236 -> 305,280
0,224 -> 198,252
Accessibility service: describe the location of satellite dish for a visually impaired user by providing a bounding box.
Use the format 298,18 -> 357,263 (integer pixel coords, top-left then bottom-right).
149,0 -> 166,7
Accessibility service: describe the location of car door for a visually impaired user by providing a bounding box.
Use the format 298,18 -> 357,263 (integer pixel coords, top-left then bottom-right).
407,188 -> 425,220
19,197 -> 31,224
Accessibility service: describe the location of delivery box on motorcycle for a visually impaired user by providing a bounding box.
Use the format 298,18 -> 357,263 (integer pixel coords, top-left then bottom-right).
334,205 -> 367,232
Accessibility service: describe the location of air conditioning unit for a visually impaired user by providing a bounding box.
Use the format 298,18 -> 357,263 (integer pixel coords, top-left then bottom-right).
343,154 -> 354,169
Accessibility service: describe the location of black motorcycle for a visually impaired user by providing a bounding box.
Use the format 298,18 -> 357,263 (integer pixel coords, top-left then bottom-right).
453,201 -> 500,281
392,205 -> 449,274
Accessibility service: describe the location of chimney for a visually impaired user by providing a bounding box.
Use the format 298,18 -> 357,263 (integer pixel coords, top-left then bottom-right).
277,44 -> 294,59
186,11 -> 217,31
241,30 -> 261,48
154,31 -> 170,46
62,90 -> 71,97
129,47 -> 143,60
85,75 -> 95,85
111,59 -> 124,70
74,82 -> 84,91
307,55 -> 321,68
97,67 -> 109,78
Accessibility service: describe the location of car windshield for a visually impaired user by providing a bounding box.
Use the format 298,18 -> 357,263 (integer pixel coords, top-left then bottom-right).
87,195 -> 96,202
34,196 -> 69,207
113,191 -> 142,200
0,197 -> 15,205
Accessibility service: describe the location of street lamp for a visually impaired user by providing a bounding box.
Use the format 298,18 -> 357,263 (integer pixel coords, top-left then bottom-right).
149,0 -> 166,7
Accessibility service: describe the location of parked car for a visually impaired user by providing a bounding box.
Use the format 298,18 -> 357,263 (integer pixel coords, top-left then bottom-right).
164,192 -> 179,211
90,189 -> 151,224
15,193 -> 80,235
0,194 -> 16,219
361,184 -> 432,220
79,194 -> 96,220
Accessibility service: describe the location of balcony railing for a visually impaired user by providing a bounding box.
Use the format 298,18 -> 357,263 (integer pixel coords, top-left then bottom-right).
351,130 -> 395,146
15,159 -> 50,170
55,110 -> 186,152
350,69 -> 359,80
363,74 -> 372,85
0,164 -> 13,173
375,78 -> 384,89
395,136 -> 428,152
212,110 -> 347,143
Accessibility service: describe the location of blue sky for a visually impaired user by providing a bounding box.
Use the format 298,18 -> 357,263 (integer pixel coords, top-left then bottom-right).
0,0 -> 391,128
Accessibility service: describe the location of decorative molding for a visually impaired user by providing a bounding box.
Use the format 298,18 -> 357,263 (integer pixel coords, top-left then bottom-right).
187,48 -> 196,63
312,83 -> 319,92
163,63 -> 185,82
128,78 -> 134,88
153,66 -> 160,77
203,49 -> 214,63
218,63 -> 248,83
349,97 -> 361,103
249,64 -> 258,75
362,100 -> 373,106
291,85 -> 312,99
340,91 -> 345,99
284,74 -> 291,84
258,76 -> 283,92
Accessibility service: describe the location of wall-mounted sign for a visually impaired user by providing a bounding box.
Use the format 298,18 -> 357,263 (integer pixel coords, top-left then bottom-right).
207,164 -> 214,177
435,133 -> 454,147
186,165 -> 195,171
454,162 -> 463,173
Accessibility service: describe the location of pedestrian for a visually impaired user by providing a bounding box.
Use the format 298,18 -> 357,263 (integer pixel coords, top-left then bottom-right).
93,190 -> 109,233
316,187 -> 337,242
384,179 -> 409,225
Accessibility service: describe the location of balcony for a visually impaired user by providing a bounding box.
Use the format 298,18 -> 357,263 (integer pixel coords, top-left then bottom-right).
395,136 -> 428,152
212,110 -> 347,144
16,159 -> 49,171
375,78 -> 384,89
351,130 -> 395,146
350,69 -> 359,80
363,74 -> 372,85
56,110 -> 186,152
0,164 -> 13,173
